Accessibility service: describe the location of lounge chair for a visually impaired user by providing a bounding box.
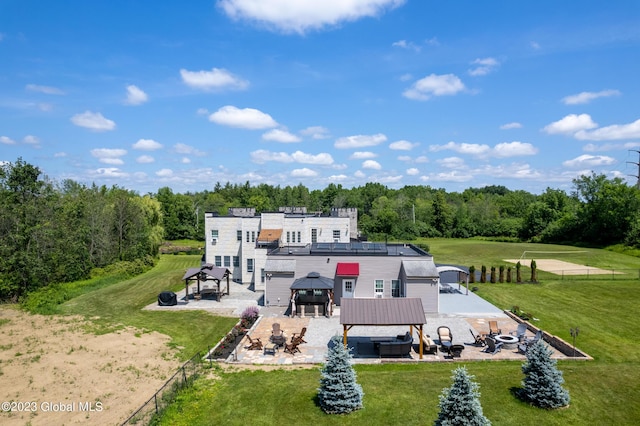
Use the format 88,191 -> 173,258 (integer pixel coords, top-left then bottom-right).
488,320 -> 501,336
483,337 -> 503,355
437,326 -> 453,350
270,323 -> 286,347
420,333 -> 438,354
469,328 -> 486,346
509,323 -> 527,342
245,335 -> 263,350
291,327 -> 307,344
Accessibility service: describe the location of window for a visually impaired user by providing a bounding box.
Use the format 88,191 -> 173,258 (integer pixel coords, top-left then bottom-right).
215,256 -> 222,267
297,231 -> 301,243
237,230 -> 242,241
251,231 -> 256,242
261,268 -> 265,283
286,231 -> 290,243
392,280 -> 401,298
211,230 -> 219,239
247,258 -> 254,273
333,230 -> 340,240
344,279 -> 353,294
224,256 -> 231,267
233,256 -> 239,267
375,279 -> 384,297
311,228 -> 318,243
246,231 -> 250,242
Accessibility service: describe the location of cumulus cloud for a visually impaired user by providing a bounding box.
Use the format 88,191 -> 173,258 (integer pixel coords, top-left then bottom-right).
468,57 -> 499,76
262,129 -> 301,143
437,157 -> 465,169
429,141 -> 491,156
389,139 -> 418,150
91,148 -> 127,165
362,159 -> 382,170
562,154 -> 616,168
209,105 -> 278,129
23,135 -> 40,147
156,169 -> 174,177
125,85 -> 148,105
133,138 -> 163,151
25,84 -> 65,95
562,89 -> 620,105
430,171 -> 473,182
392,39 -> 420,52
493,141 -> 538,157
300,126 -> 330,139
250,149 -> 333,165
500,122 -> 522,130
291,168 -> 318,177
71,111 -> 116,131
181,68 -> 249,91
328,174 -> 348,181
406,167 -> 419,175
350,151 -> 377,159
0,136 -> 16,145
173,143 -> 206,156
542,114 -> 598,135
354,170 -> 366,178
217,0 -> 406,34
291,151 -> 333,164
583,142 -> 640,152
91,168 -> 129,178
574,118 -> 640,141
136,155 -> 155,164
334,133 -> 387,149
403,73 -> 465,101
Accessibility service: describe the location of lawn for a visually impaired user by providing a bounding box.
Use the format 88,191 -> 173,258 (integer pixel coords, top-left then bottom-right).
155,240 -> 640,425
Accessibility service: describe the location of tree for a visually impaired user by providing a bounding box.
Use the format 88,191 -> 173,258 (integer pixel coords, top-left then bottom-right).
318,336 -> 363,414
480,265 -> 487,283
520,340 -> 570,409
516,262 -> 522,283
499,265 -> 505,283
468,266 -> 476,284
435,366 -> 491,426
530,260 -> 538,282
490,266 -> 496,283
506,267 -> 512,283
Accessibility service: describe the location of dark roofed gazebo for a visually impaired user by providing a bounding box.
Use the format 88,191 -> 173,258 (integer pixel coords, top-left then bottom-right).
340,298 -> 427,358
290,272 -> 335,317
183,264 -> 231,301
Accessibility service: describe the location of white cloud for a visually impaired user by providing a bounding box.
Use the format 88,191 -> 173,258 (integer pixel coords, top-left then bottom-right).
250,149 -> 333,165
217,0 -> 406,34
91,148 -> 127,164
133,138 -> 163,151
91,168 -> 129,178
399,73 -> 413,82
291,151 -> 333,165
543,114 -> 597,135
429,141 -> 491,156
392,39 -> 420,52
180,68 -> 249,91
574,118 -> 640,141
209,105 -> 278,129
173,143 -> 206,156
291,168 -> 318,177
562,154 -> 616,168
562,89 -> 620,105
262,129 -> 301,143
350,151 -> 377,159
493,141 -> 538,157
500,122 -> 522,130
389,139 -> 418,150
181,157 -> 191,164
583,142 -> 640,152
406,167 -> 419,175
23,135 -> 40,147
25,84 -> 65,95
328,174 -> 348,181
125,85 -> 148,105
156,169 -> 174,177
362,159 -> 382,170
430,171 -> 473,182
437,157 -> 465,169
71,111 -> 116,132
300,126 -> 330,139
334,133 -> 387,149
397,155 -> 411,162
468,57 -> 499,76
403,73 -> 465,101
1,136 -> 16,145
415,155 -> 428,163
136,155 -> 155,164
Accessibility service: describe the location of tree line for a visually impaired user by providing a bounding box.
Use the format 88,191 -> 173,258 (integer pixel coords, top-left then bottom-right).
3,157 -> 640,300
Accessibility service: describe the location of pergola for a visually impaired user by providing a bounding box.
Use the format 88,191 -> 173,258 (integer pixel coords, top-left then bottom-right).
340,298 -> 427,359
437,265 -> 470,295
289,272 -> 335,317
182,264 -> 230,301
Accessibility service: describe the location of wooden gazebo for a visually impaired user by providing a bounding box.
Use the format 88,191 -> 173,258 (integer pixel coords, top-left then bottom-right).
182,264 -> 231,301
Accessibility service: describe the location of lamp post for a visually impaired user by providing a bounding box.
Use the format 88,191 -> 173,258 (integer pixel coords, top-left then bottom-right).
570,327 -> 580,357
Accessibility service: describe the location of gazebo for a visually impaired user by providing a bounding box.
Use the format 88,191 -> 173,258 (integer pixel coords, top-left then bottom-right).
436,265 -> 470,295
340,298 -> 427,359
182,264 -> 231,301
289,272 -> 335,317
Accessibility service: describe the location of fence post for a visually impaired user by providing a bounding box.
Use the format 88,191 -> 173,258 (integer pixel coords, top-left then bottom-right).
154,394 -> 158,414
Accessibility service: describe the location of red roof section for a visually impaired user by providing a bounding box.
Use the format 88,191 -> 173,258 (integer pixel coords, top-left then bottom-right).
336,262 -> 359,276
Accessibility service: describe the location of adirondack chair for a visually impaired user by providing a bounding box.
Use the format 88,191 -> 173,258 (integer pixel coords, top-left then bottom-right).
291,327 -> 307,344
518,330 -> 543,354
284,340 -> 301,355
245,335 -> 263,350
270,322 -> 286,347
488,320 -> 501,336
469,328 -> 486,346
483,337 -> 503,355
509,323 -> 527,342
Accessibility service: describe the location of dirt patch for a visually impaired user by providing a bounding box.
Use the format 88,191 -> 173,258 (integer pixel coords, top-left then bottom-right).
503,259 -> 620,275
0,306 -> 180,425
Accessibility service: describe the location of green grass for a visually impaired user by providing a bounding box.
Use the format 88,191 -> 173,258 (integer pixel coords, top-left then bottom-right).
59,255 -> 238,360
155,240 -> 640,425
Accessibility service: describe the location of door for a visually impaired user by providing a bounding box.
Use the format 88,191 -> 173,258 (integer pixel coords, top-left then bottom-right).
342,279 -> 354,298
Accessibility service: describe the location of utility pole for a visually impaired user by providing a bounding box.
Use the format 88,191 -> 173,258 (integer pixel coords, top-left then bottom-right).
627,150 -> 640,189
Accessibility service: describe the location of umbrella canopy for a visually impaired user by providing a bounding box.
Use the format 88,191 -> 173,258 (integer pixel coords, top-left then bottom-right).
290,271 -> 335,290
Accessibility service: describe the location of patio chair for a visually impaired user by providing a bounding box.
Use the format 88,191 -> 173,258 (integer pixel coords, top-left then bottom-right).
518,330 -> 543,354
291,327 -> 307,344
488,320 -> 501,336
284,340 -> 301,355
437,326 -> 453,349
420,333 -> 438,354
469,328 -> 486,346
509,323 -> 527,342
244,335 -> 263,350
483,337 -> 503,355
270,323 -> 286,347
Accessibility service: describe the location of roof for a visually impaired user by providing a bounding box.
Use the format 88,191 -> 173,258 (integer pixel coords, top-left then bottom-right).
340,298 -> 425,325
336,262 -> 359,276
290,272 -> 334,290
257,228 -> 283,242
264,259 -> 296,273
402,259 -> 439,278
182,265 -> 229,281
436,265 -> 469,274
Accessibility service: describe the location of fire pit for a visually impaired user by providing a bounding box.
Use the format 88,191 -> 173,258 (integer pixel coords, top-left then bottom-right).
494,334 -> 519,349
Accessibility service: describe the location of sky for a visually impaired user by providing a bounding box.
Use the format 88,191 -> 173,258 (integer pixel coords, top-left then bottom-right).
1,0 -> 640,195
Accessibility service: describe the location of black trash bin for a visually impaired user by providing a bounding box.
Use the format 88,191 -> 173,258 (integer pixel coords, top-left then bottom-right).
158,291 -> 177,306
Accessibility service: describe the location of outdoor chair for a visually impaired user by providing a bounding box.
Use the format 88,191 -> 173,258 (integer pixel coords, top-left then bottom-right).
509,323 -> 527,342
284,340 -> 301,355
518,330 -> 542,354
469,328 -> 486,346
270,322 -> 286,347
437,326 -> 453,349
420,333 -> 438,354
291,327 -> 307,344
483,337 -> 503,355
244,335 -> 263,350
488,320 -> 502,336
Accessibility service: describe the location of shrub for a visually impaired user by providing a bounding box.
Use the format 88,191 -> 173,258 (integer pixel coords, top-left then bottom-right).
520,340 -> 570,409
317,336 -> 363,414
436,366 -> 491,425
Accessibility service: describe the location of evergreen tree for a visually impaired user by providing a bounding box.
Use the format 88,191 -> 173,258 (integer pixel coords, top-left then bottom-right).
318,336 -> 364,414
530,260 -> 538,282
520,340 -> 570,409
506,266 -> 512,283
516,262 -> 522,283
480,265 -> 487,283
468,266 -> 475,284
499,265 -> 505,283
490,266 -> 496,283
436,366 -> 491,426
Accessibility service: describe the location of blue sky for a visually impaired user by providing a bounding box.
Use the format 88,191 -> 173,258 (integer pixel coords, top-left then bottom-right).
1,0 -> 639,194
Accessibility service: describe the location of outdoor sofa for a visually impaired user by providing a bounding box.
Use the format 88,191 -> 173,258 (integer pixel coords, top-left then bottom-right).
378,332 -> 413,357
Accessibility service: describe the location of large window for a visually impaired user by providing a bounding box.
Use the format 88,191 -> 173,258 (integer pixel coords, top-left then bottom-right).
392,280 -> 401,298
215,256 -> 222,267
311,228 -> 318,243
237,230 -> 242,241
333,229 -> 340,240
233,256 -> 240,267
211,230 -> 219,239
246,231 -> 250,242
286,231 -> 290,243
247,258 -> 254,273
251,231 -> 256,242
224,256 -> 231,267
297,231 -> 301,243
375,279 -> 384,297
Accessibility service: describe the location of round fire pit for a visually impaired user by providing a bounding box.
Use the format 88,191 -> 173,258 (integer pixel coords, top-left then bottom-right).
494,334 -> 519,349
